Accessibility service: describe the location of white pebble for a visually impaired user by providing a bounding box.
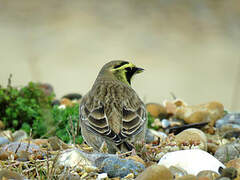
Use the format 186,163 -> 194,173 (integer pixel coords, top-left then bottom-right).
158,149 -> 225,175
97,173 -> 108,180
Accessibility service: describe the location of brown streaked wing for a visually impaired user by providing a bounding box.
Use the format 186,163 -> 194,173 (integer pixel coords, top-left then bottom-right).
121,106 -> 146,138
80,103 -> 122,145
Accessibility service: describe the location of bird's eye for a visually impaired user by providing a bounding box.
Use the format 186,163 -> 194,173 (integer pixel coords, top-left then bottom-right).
125,67 -> 131,71
114,62 -> 129,69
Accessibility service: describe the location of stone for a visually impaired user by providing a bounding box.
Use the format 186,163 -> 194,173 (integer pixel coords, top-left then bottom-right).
175,101 -> 224,125
158,149 -> 225,175
48,136 -> 69,150
97,173 -> 108,180
12,130 -> 28,142
216,178 -> 231,180
62,93 -> 82,100
216,113 -> 240,129
175,175 -> 197,180
146,103 -> 167,118
135,165 -> 173,180
175,128 -> 208,151
145,129 -> 155,143
0,169 -> 24,180
162,119 -> 171,128
169,166 -> 188,178
218,167 -> 238,179
223,129 -> 240,139
197,170 -> 219,180
0,137 -> 9,145
126,155 -> 145,166
32,139 -> 49,147
207,143 -> 218,154
0,142 -> 41,154
225,158 -> 240,169
147,129 -> 167,140
214,140 -> 240,164
0,130 -> 13,141
57,148 -> 92,168
60,98 -> 74,107
101,156 -> 145,178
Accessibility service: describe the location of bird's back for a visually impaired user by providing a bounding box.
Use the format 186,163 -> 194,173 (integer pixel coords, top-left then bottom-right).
82,79 -> 143,134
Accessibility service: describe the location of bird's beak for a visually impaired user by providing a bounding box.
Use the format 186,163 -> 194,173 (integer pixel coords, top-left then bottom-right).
135,67 -> 144,74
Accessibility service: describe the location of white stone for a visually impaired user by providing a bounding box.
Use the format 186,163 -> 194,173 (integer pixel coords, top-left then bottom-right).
58,104 -> 66,109
57,148 -> 92,168
148,129 -> 167,139
97,173 -> 108,180
158,149 -> 225,175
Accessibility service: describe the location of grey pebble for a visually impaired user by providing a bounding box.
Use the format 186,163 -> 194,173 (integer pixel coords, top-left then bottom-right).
101,156 -> 145,178
214,140 -> 240,163
0,137 -> 9,145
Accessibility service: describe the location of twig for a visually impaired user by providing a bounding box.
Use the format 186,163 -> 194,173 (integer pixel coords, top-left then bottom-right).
15,140 -> 22,154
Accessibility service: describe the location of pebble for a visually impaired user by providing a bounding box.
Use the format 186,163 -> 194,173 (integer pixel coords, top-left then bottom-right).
101,156 -> 145,178
218,167 -> 238,179
215,113 -> 240,129
57,148 -> 117,170
0,142 -> 45,161
60,98 -> 74,107
225,158 -> 240,169
216,177 -> 231,180
147,129 -> 167,140
57,148 -> 92,168
175,128 -> 208,151
0,142 -> 41,154
169,166 -> 188,178
62,93 -> 82,100
0,130 -> 13,141
32,139 -> 49,148
0,137 -> 10,145
214,140 -> 240,163
145,129 -> 155,143
158,149 -> 225,175
12,130 -> 28,142
97,173 -> 108,180
175,175 -> 197,180
126,155 -> 145,166
135,165 -> 173,180
162,119 -> 171,128
146,103 -> 167,118
0,169 -> 25,180
175,101 -> 224,125
223,129 -> 240,139
48,136 -> 69,150
197,170 -> 219,180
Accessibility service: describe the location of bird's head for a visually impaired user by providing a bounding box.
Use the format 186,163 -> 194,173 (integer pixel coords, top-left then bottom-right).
98,60 -> 144,85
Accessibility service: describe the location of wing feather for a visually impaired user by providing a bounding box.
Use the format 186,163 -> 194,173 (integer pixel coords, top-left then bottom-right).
121,105 -> 146,138
80,102 -> 122,145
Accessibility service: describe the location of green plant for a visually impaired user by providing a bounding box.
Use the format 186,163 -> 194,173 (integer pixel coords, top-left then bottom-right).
0,75 -> 54,134
147,112 -> 158,130
0,75 -> 83,144
47,104 -> 83,144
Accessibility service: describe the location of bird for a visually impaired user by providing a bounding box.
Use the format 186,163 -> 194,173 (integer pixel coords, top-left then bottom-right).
79,60 -> 147,153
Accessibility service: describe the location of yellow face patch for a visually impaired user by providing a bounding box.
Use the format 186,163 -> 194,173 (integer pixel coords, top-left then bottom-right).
110,62 -> 144,86
110,62 -> 135,72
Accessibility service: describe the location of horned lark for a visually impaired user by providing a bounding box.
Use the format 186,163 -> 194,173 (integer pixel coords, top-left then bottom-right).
79,60 -> 147,153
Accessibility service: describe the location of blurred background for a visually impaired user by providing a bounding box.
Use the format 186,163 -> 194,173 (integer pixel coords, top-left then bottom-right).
0,0 -> 239,111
